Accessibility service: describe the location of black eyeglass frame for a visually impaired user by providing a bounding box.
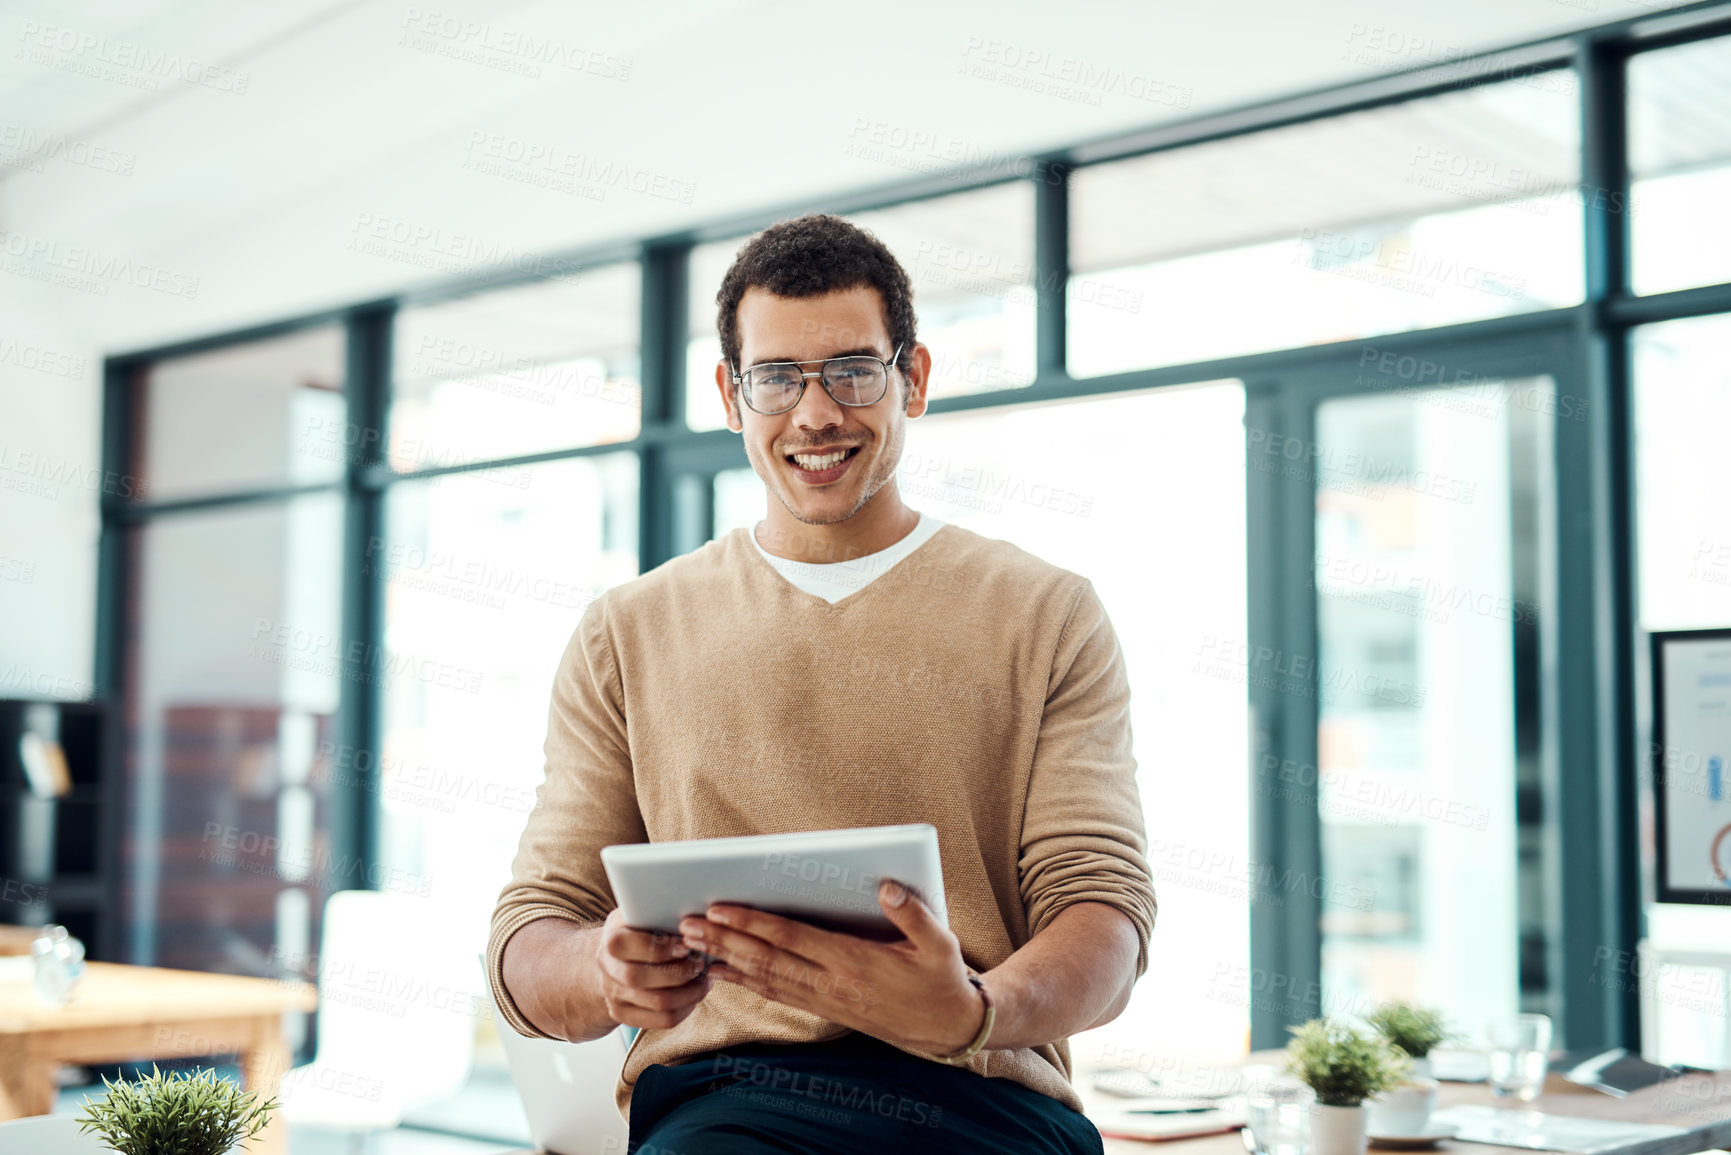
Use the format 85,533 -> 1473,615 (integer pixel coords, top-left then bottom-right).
728,343 -> 905,415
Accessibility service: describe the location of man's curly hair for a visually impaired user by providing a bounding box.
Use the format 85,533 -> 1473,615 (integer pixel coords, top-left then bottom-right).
716,213 -> 917,392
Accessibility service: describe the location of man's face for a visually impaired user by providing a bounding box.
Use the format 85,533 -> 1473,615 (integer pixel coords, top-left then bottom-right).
717,285 -> 929,528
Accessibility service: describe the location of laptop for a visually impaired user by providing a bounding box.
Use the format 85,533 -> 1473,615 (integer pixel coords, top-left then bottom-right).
479,958 -> 632,1154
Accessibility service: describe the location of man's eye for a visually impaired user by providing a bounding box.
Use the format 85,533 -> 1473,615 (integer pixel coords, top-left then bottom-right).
754,370 -> 798,387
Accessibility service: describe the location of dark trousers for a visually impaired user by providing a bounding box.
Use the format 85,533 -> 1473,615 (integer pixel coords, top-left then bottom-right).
627,1031 -> 1104,1154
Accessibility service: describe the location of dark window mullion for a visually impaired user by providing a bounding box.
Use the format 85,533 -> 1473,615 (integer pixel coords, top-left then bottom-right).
1583,39 -> 1632,307
339,303 -> 393,891
1034,159 -> 1070,379
1577,35 -> 1641,1047
639,243 -> 690,572
1246,378 -> 1324,1046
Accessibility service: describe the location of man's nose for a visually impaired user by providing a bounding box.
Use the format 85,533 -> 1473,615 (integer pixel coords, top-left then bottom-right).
791,374 -> 846,428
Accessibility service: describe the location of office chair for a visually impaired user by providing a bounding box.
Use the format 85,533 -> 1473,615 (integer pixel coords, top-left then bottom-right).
279,889 -> 480,1154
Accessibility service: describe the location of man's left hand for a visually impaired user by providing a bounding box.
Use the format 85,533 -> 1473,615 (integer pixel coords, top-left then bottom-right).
679,879 -> 985,1056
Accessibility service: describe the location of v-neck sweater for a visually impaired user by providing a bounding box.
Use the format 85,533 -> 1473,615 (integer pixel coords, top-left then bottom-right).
750,512 -> 947,603
486,522 -> 1158,1118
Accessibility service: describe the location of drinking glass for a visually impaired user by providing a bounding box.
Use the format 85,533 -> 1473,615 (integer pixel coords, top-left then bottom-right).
1246,1075 -> 1314,1155
30,924 -> 86,1008
1487,1013 -> 1553,1102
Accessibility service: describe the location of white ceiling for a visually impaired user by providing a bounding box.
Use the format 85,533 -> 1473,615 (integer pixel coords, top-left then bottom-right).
0,0 -> 1696,356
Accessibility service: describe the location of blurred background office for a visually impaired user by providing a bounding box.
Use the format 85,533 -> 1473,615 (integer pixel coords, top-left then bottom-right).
2,0 -> 1729,1150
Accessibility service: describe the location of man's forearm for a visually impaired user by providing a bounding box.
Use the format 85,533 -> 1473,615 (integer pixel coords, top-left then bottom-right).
978,901 -> 1140,1051
499,917 -> 618,1042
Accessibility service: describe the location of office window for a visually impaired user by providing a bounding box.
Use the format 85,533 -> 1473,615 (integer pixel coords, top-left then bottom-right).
375,454 -> 639,945
1313,379 -> 1552,1029
686,184 -> 1038,430
392,264 -> 642,468
1632,313 -> 1731,1066
1629,36 -> 1731,296
687,239 -> 742,432
1069,76 -> 1583,377
713,465 -> 762,534
898,381 -> 1250,1061
121,493 -> 344,980
847,184 -> 1037,401
1635,314 -> 1731,631
136,326 -> 346,501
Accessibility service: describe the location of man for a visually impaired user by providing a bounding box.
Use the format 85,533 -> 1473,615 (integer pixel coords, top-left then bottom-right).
487,213 -> 1156,1154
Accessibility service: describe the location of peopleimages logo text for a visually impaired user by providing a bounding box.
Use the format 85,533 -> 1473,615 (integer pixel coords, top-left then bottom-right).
0,229 -> 199,298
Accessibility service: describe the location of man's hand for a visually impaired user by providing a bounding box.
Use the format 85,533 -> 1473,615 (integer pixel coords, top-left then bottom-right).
597,907 -> 714,1030
680,879 -> 985,1055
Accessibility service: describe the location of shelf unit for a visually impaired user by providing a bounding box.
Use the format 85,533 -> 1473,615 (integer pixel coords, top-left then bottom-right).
0,698 -> 118,960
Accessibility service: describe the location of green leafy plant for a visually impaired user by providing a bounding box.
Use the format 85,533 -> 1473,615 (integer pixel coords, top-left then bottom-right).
76,1064 -> 277,1155
1285,1017 -> 1411,1107
1366,1001 -> 1457,1060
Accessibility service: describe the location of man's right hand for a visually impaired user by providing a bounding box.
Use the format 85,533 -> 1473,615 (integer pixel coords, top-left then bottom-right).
500,912 -> 714,1042
596,907 -> 713,1030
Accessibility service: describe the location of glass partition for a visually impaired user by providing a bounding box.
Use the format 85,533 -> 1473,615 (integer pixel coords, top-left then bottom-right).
1069,76 -> 1582,377
848,184 -> 1037,401
376,454 -> 639,938
1311,378 -> 1551,1030
1629,35 -> 1731,296
138,327 -> 346,501
1632,314 -> 1731,1067
1635,314 -> 1731,631
122,493 -> 345,984
393,264 -> 642,466
687,239 -> 743,432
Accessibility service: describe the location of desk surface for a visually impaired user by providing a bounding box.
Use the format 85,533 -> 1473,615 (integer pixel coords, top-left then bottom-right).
0,926 -> 39,957
0,961 -> 315,1155
0,961 -> 316,1031
1081,1062 -> 1731,1155
495,1059 -> 1731,1155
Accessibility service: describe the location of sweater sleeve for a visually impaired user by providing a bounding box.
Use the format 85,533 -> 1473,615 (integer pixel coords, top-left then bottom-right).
485,597 -> 646,1039
1018,579 -> 1158,977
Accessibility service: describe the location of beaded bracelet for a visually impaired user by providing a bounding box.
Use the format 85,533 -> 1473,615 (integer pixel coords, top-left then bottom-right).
925,970 -> 995,1065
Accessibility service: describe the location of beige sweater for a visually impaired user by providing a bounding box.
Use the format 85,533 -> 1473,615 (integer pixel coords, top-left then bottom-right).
486,522 -> 1157,1117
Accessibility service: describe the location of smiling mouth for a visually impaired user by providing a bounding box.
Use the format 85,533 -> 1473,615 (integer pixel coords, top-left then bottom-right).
787,446 -> 858,468
785,445 -> 861,482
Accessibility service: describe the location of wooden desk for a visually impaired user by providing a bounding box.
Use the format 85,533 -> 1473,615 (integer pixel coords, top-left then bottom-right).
0,961 -> 317,1155
496,1059 -> 1731,1155
0,926 -> 40,957
1080,1061 -> 1731,1155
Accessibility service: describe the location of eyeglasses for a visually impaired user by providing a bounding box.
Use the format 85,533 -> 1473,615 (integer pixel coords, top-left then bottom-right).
729,344 -> 903,415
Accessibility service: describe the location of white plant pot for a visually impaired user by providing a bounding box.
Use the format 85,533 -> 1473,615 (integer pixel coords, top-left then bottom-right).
1408,1056 -> 1434,1082
1365,1078 -> 1438,1136
1311,1103 -> 1369,1155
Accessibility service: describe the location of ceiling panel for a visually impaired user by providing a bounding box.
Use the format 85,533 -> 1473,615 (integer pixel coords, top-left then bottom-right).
0,0 -> 1696,354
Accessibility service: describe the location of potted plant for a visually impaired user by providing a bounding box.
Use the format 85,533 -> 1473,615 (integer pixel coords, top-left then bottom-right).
76,1064 -> 277,1154
1366,1001 -> 1456,1079
1362,1001 -> 1456,1135
1285,1018 -> 1410,1155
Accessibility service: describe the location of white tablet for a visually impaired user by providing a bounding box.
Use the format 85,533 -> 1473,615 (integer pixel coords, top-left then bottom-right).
600,823 -> 946,941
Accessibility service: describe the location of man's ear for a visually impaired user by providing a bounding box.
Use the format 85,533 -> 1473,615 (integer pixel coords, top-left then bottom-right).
902,342 -> 933,419
714,360 -> 743,432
